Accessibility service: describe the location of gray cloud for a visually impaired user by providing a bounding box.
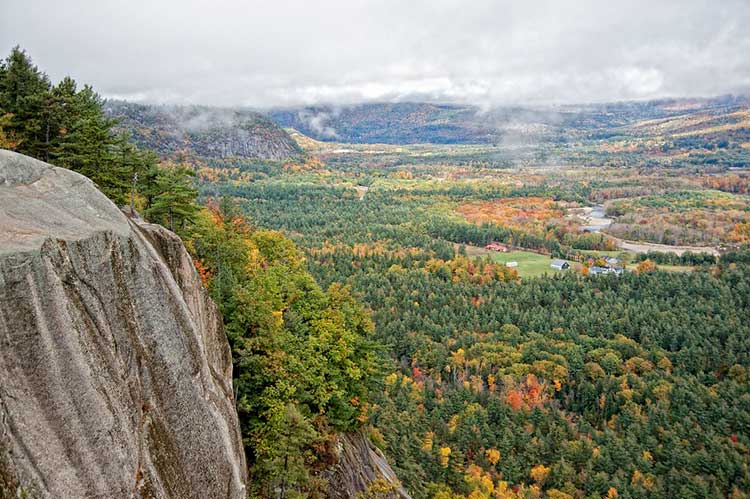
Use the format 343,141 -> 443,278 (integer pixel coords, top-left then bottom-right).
1,0 -> 749,108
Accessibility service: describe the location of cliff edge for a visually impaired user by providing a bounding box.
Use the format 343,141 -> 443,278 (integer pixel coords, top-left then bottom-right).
0,150 -> 246,498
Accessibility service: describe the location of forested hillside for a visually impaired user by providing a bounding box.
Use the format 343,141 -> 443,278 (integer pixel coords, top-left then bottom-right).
268,98 -> 750,168
174,200 -> 383,496
269,103 -> 502,144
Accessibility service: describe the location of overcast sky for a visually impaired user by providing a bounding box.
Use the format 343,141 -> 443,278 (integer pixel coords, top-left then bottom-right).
2,0 -> 749,108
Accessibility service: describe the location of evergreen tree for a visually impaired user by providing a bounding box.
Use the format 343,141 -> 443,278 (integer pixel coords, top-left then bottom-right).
110,132 -> 159,210
0,47 -> 159,210
254,404 -> 318,499
143,164 -> 199,233
0,46 -> 51,157
54,86 -> 132,201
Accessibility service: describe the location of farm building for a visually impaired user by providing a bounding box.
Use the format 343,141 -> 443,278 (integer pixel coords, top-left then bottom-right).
590,266 -> 624,276
550,259 -> 570,270
604,256 -> 620,266
485,243 -> 509,252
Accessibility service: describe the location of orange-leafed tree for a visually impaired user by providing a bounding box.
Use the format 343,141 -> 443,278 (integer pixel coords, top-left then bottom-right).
635,259 -> 656,274
506,390 -> 523,411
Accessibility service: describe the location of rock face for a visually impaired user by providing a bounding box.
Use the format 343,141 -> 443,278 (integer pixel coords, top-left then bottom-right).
0,150 -> 246,498
323,431 -> 411,499
105,101 -> 302,161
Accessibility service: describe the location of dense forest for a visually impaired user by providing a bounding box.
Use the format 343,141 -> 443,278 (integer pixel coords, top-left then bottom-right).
312,249 -> 750,498
215,161 -> 750,498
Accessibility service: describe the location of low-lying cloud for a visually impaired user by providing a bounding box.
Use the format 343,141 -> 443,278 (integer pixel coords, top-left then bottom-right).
2,0 -> 749,108
297,109 -> 339,138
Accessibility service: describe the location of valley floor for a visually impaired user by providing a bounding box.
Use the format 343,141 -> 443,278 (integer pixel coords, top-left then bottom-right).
194,129 -> 750,498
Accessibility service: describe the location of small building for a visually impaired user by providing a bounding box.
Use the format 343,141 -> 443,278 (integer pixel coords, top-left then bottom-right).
506,261 -> 518,268
485,243 -> 509,252
550,259 -> 570,270
604,256 -> 620,266
589,266 -> 609,275
590,266 -> 624,276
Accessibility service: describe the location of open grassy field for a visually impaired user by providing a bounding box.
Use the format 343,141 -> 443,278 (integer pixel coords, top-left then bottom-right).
466,246 -> 695,276
463,245 -> 575,277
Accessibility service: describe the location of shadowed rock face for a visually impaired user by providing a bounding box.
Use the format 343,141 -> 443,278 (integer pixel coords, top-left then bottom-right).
323,431 -> 411,499
0,150 -> 246,498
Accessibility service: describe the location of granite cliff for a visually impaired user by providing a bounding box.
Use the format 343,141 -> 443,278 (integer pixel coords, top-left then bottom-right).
105,101 -> 301,161
0,150 -> 246,498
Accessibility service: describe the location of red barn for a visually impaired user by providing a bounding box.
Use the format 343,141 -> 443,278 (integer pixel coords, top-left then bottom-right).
485,243 -> 509,252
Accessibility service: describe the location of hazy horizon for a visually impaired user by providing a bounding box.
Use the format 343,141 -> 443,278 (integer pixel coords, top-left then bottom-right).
2,0 -> 749,109
107,93 -> 750,112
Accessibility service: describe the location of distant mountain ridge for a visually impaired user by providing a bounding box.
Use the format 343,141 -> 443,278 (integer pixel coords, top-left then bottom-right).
105,101 -> 301,161
104,96 -> 749,153
268,96 -> 750,145
269,102 -> 501,144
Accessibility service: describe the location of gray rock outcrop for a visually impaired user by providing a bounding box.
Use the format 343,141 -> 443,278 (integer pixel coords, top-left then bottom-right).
0,150 -> 246,498
323,431 -> 411,499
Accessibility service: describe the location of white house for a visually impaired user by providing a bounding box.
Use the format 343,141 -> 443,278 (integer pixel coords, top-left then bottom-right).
590,266 -> 624,276
550,259 -> 570,270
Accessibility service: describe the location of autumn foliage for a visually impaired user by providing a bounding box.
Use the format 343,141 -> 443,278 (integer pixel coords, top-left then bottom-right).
457,197 -> 567,233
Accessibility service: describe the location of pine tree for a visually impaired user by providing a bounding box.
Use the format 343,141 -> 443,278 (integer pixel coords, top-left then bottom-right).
256,404 -> 318,498
0,46 -> 51,157
110,132 -> 158,210
143,164 -> 199,233
45,76 -> 79,161
54,85 -> 138,202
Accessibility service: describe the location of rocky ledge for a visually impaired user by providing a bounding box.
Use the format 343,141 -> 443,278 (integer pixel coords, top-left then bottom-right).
0,150 -> 246,499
